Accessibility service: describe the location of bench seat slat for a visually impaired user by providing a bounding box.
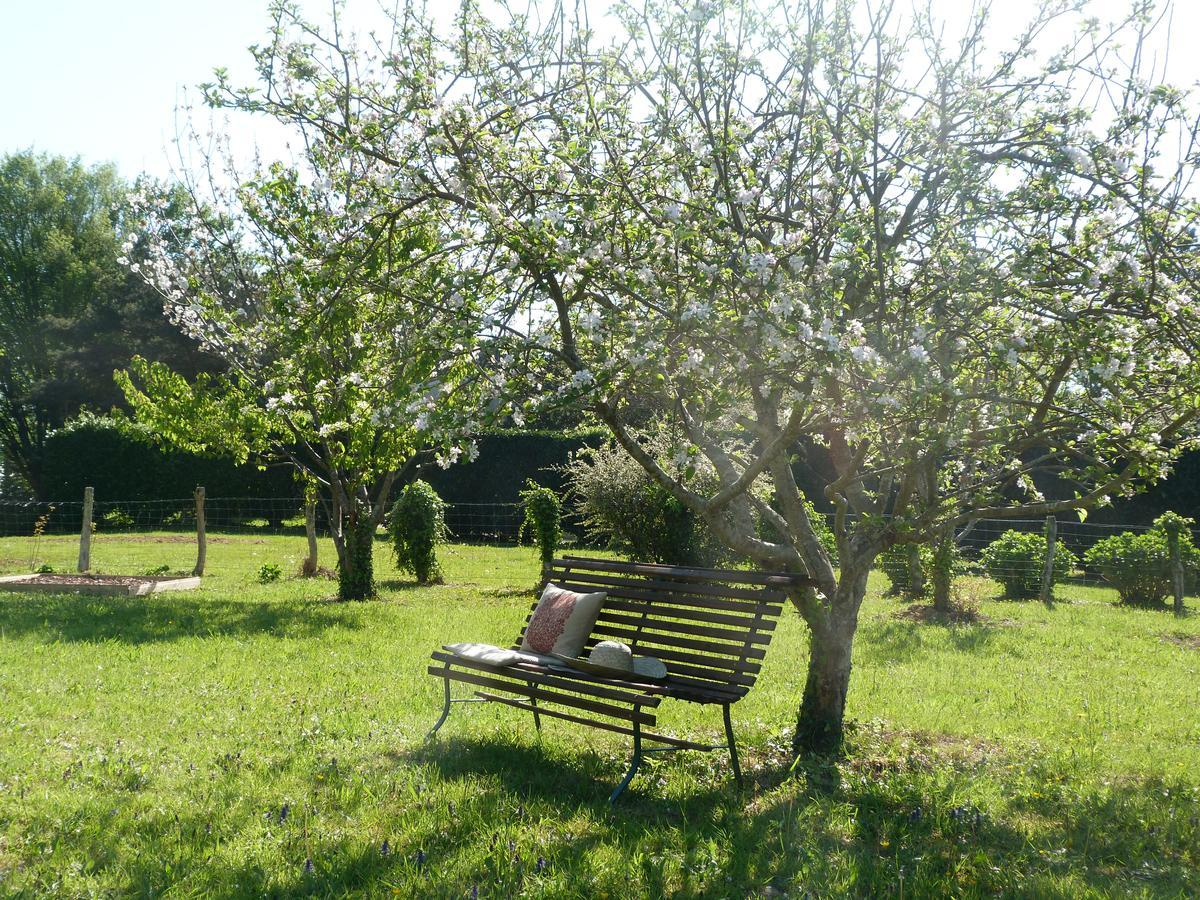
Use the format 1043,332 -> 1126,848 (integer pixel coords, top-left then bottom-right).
549,580 -> 782,624
548,569 -> 790,607
428,665 -> 658,725
594,610 -> 773,645
525,595 -> 778,632
555,556 -> 811,589
578,638 -> 762,676
587,623 -> 768,660
514,614 -> 770,662
430,652 -> 663,707
474,693 -> 714,750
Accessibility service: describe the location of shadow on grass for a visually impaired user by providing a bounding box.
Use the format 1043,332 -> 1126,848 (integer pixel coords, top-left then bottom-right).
0,591 -> 363,644
859,617 -> 999,664
7,729 -> 1197,898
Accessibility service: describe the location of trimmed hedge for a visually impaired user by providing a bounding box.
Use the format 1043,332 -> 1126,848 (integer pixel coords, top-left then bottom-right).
423,428 -> 605,505
41,417 -> 295,503
41,419 -> 603,513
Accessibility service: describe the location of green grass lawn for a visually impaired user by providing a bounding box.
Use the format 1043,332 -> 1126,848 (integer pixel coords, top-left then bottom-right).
0,533 -> 1197,897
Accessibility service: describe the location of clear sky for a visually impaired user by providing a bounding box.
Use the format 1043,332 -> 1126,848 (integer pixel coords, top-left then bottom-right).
3,0 -> 1198,182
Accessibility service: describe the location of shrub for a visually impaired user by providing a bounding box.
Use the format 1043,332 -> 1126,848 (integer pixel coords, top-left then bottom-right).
801,502 -> 839,565
878,544 -> 931,597
101,508 -> 135,529
981,530 -> 1078,599
257,563 -> 283,584
388,480 -> 447,584
1083,517 -> 1199,606
340,500 -> 377,600
564,436 -> 739,567
519,480 -> 562,569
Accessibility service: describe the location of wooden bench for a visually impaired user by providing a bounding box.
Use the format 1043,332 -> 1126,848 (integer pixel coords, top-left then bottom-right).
425,555 -> 812,801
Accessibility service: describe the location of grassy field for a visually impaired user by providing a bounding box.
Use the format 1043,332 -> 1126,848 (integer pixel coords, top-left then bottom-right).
0,532 -> 1197,898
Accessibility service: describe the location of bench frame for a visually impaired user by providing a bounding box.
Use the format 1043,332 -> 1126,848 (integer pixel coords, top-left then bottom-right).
426,556 -> 812,802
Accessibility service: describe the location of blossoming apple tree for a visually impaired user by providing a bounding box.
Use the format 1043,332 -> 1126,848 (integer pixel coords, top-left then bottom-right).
212,0 -> 1200,745
117,97 -> 500,599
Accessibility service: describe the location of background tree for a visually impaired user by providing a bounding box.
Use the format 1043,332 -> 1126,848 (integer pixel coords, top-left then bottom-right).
211,0 -> 1200,747
0,152 -> 219,498
117,87 -> 503,600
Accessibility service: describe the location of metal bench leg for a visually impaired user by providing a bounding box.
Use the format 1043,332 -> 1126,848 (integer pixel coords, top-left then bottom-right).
528,683 -> 542,732
723,703 -> 743,788
609,720 -> 642,804
425,675 -> 452,742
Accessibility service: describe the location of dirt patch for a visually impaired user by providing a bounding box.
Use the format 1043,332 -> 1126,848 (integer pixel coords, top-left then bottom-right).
92,534 -> 255,545
891,603 -> 987,626
20,574 -> 183,587
1161,632 -> 1200,651
843,724 -> 1009,777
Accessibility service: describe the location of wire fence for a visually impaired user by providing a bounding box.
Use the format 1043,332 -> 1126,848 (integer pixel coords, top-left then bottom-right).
0,495 -> 1194,597
0,497 -> 530,543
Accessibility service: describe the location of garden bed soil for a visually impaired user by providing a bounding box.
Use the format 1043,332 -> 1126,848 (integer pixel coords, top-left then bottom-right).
0,573 -> 201,597
1162,632 -> 1200,651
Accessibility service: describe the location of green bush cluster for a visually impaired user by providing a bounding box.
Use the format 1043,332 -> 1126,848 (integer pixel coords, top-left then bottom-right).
1083,514 -> 1199,606
257,563 -> 283,584
878,544 -> 931,597
340,501 -> 378,600
518,480 -> 562,569
564,437 -> 740,567
981,530 -> 1079,599
388,480 -> 447,585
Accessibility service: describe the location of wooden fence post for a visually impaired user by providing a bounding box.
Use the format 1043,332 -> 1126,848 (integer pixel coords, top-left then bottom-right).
193,486 -> 206,577
1039,515 -> 1057,606
77,486 -> 94,572
1170,533 -> 1186,617
303,500 -> 319,576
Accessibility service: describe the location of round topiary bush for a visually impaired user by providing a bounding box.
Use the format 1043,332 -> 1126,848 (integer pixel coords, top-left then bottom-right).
981,529 -> 1077,599
388,480 -> 447,585
519,479 -> 563,569
1083,517 -> 1199,606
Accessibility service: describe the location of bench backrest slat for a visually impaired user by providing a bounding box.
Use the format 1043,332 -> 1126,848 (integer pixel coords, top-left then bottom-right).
514,556 -> 808,697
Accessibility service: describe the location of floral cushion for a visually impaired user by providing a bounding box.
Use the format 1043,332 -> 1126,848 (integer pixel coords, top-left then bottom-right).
519,583 -> 606,656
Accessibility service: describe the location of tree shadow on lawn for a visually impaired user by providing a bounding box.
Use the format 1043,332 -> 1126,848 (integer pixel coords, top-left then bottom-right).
8,732 -> 1196,898
402,734 -> 1197,897
858,617 -> 1001,665
0,592 -> 363,644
